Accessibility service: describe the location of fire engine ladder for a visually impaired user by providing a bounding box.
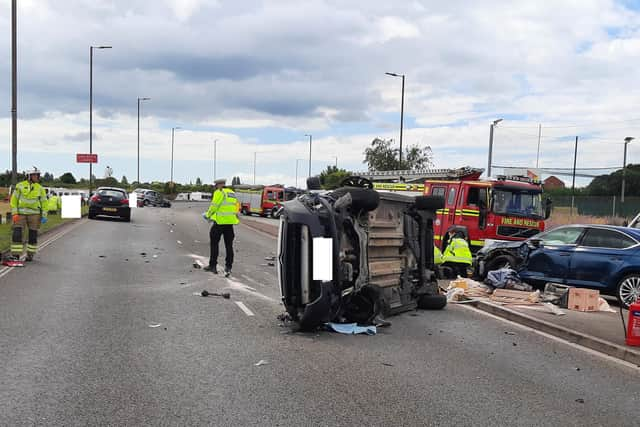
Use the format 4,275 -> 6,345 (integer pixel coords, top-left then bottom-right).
353,166 -> 484,183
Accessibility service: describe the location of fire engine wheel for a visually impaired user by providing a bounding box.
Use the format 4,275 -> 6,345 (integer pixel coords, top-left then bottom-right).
484,254 -> 517,277
617,274 -> 640,309
331,187 -> 380,213
241,207 -> 249,215
414,196 -> 445,211
417,294 -> 447,310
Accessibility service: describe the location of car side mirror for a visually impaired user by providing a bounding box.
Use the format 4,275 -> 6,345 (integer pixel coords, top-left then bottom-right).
528,238 -> 542,249
544,197 -> 552,220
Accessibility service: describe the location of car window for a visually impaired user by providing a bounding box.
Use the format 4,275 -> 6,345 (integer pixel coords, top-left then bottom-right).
580,228 -> 637,249
98,190 -> 125,198
539,227 -> 584,245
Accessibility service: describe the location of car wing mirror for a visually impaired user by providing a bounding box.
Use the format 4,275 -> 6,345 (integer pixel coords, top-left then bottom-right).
528,238 -> 542,249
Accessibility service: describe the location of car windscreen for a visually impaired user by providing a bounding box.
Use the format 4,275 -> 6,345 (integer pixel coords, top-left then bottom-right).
492,189 -> 544,219
98,190 -> 126,199
538,227 -> 584,245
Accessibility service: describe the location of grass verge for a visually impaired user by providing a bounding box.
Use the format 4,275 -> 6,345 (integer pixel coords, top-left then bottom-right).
0,206 -> 88,253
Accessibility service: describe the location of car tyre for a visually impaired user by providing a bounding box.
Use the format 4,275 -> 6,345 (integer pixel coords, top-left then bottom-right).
484,254 -> 518,277
241,207 -> 249,216
331,187 -> 380,213
417,294 -> 447,310
617,274 -> 640,309
414,196 -> 445,211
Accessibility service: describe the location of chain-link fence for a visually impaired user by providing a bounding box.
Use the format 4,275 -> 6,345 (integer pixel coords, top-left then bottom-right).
551,195 -> 640,219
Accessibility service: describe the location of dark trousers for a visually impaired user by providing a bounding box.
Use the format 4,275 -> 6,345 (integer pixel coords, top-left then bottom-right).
210,224 -> 235,269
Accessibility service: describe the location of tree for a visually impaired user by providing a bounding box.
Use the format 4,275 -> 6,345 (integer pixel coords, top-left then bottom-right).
232,176 -> 242,185
363,138 -> 434,170
195,177 -> 202,186
121,176 -> 129,186
59,172 -> 77,184
319,166 -> 351,189
42,172 -> 54,182
586,164 -> 640,196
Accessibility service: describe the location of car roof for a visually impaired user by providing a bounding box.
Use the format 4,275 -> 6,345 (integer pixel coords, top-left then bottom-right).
552,223 -> 640,240
97,187 -> 127,192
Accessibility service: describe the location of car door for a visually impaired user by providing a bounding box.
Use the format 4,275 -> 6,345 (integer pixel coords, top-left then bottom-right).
566,228 -> 638,289
519,226 -> 585,285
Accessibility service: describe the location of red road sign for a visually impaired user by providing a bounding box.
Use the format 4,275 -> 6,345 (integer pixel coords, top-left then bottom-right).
76,153 -> 98,163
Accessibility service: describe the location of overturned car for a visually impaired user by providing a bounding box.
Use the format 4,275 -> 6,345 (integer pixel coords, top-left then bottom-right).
277,177 -> 447,330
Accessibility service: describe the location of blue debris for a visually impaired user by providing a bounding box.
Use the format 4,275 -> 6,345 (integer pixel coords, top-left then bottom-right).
325,322 -> 377,335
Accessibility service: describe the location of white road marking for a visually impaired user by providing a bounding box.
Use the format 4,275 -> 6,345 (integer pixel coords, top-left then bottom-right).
241,274 -> 267,287
461,305 -> 640,371
235,301 -> 255,316
224,277 -> 278,303
0,219 -> 87,279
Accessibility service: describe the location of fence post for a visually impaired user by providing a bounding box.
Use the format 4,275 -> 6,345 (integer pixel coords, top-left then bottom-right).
612,195 -> 616,218
570,195 -> 575,217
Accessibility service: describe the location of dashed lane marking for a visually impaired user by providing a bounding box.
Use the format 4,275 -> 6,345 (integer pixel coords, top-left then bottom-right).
235,301 -> 255,316
241,274 -> 267,287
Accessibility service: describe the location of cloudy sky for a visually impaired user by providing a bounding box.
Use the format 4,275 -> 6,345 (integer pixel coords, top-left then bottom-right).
1,0 -> 640,187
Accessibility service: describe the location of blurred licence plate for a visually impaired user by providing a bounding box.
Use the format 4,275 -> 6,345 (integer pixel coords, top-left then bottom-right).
103,207 -> 117,212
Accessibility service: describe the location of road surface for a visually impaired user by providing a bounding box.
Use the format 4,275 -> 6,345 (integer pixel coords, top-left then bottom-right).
1,203 -> 638,426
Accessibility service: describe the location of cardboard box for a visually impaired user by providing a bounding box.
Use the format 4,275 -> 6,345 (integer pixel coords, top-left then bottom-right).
568,288 -> 599,312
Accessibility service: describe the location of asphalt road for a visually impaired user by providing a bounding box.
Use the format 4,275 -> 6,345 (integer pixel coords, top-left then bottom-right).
1,202 -> 639,426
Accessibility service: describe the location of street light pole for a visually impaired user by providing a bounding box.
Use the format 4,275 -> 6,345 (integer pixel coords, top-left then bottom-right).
137,97 -> 150,184
89,45 -> 111,195
213,139 -> 218,181
305,134 -> 312,176
487,118 -> 503,178
253,152 -> 257,185
385,72 -> 405,167
170,127 -> 181,184
11,0 -> 17,187
295,158 -> 304,188
622,136 -> 635,204
334,156 -> 338,168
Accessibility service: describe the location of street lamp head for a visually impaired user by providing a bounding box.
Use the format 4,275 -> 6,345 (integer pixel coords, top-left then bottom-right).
625,136 -> 635,143
96,46 -> 112,49
140,97 -> 151,101
493,119 -> 503,126
386,72 -> 401,77
173,126 -> 182,131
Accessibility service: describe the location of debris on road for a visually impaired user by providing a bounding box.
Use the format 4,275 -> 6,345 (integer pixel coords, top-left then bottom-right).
148,323 -> 162,328
255,360 -> 269,366
200,290 -> 231,299
177,240 -> 183,245
140,252 -> 147,256
491,289 -> 540,305
264,256 -> 275,261
98,255 -> 106,258
325,322 -> 377,335
153,254 -> 158,258
381,362 -> 394,367
575,398 -> 585,404
193,263 -> 202,269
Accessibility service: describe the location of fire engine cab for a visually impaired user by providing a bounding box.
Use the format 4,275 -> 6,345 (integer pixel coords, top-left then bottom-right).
361,167 -> 552,252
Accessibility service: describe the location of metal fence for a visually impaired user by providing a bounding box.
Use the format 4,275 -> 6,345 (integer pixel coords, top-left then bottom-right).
551,196 -> 640,219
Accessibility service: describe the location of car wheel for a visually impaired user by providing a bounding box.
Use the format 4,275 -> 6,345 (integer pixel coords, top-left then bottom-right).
484,254 -> 517,276
144,200 -> 150,206
88,213 -> 96,219
241,207 -> 249,216
271,207 -> 282,219
417,294 -> 447,310
331,187 -> 380,213
617,274 -> 640,309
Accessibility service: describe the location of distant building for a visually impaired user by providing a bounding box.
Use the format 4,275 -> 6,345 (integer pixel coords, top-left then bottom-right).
544,176 -> 565,190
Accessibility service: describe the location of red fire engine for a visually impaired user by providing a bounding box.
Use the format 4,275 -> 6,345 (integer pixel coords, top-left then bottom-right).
233,185 -> 300,218
365,167 -> 551,252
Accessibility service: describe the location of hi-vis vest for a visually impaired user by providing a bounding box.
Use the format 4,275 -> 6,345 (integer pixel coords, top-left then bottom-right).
206,188 -> 240,225
48,195 -> 61,211
442,237 -> 472,265
434,246 -> 443,265
10,180 -> 47,217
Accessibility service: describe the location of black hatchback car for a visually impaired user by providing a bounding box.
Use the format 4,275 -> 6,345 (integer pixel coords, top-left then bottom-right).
88,187 -> 131,221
